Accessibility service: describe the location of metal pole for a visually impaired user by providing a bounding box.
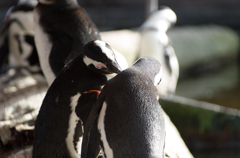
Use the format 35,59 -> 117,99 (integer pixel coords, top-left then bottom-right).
145,0 -> 158,18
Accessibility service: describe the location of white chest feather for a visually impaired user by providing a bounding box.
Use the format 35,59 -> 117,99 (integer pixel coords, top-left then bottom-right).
66,93 -> 82,158
98,102 -> 114,158
34,9 -> 55,86
140,31 -> 163,61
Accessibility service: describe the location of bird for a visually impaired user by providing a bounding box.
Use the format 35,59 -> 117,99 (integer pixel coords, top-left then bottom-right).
14,32 -> 45,82
34,0 -> 102,85
0,0 -> 44,82
33,40 -> 126,158
139,7 -> 194,158
81,57 -> 166,158
139,6 -> 179,96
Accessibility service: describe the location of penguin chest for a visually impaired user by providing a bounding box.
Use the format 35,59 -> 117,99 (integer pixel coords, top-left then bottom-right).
34,9 -> 55,85
97,101 -> 114,158
18,35 -> 33,66
8,22 -> 24,66
66,93 -> 83,158
140,31 -> 164,61
8,11 -> 35,66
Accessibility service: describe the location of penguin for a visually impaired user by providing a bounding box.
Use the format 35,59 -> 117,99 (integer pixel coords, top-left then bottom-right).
139,6 -> 179,95
81,57 -> 166,158
0,0 -> 44,82
33,40 -> 126,158
34,0 -> 102,85
139,8 -> 194,158
0,0 -> 37,67
14,32 -> 45,82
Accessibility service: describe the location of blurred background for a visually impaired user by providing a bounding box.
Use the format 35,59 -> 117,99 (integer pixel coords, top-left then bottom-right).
1,0 -> 240,30
0,0 -> 240,157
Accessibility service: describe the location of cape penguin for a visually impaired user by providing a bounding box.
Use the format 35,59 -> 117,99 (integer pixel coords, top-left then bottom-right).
14,32 -> 45,82
34,0 -> 102,85
139,6 -> 179,95
33,40 -> 126,158
0,0 -> 45,82
81,57 -> 166,158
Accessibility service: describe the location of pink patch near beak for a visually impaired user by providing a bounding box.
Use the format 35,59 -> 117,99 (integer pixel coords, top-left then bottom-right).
96,63 -> 107,69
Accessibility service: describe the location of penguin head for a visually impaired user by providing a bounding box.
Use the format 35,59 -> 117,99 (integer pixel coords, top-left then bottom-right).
82,40 -> 125,75
157,6 -> 177,24
141,6 -> 177,32
133,57 -> 162,86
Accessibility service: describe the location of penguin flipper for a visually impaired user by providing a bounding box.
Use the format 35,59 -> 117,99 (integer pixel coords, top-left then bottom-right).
81,97 -> 104,158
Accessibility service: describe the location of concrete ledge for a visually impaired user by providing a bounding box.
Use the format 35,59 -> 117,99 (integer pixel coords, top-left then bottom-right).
161,95 -> 240,150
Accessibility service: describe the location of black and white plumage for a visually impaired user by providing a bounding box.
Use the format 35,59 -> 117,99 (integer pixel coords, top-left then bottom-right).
0,0 -> 44,82
139,6 -> 179,95
82,57 -> 165,158
34,0 -> 102,85
33,40 -> 125,158
83,40 -> 127,75
14,32 -> 45,82
0,0 -> 36,68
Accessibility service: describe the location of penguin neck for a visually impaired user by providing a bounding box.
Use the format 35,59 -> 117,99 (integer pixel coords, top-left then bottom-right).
76,56 -> 107,90
142,20 -> 171,32
38,0 -> 78,5
77,55 -> 106,80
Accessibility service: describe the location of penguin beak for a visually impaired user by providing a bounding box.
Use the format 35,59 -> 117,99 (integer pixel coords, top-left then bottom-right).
106,60 -> 122,74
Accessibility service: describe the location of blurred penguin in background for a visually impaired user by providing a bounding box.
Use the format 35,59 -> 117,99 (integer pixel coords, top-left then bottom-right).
140,6 -> 194,158
34,0 -> 102,85
0,0 -> 45,83
139,6 -> 179,96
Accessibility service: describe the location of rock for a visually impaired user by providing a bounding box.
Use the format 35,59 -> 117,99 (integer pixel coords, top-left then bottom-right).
0,72 -> 47,146
7,146 -> 32,158
176,63 -> 239,99
161,95 -> 240,150
167,25 -> 240,76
